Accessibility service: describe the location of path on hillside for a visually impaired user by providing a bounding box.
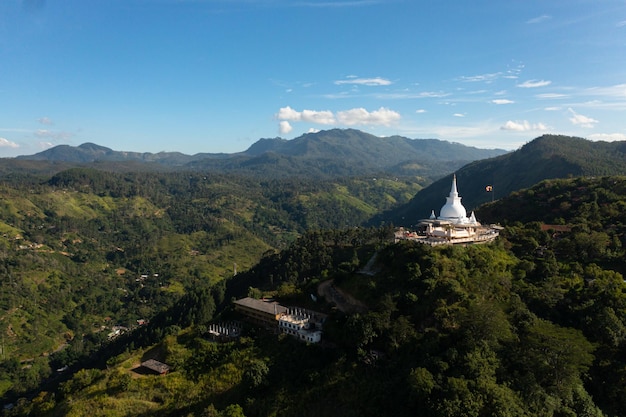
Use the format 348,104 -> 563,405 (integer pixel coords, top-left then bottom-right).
317,280 -> 368,314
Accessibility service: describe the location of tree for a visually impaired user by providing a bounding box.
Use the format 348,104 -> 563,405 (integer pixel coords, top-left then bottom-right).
243,359 -> 269,390
521,319 -> 595,398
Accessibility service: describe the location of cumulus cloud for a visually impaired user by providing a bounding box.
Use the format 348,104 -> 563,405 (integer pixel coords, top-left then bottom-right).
568,108 -> 598,128
276,106 -> 335,124
492,99 -> 514,105
279,121 -> 293,135
588,133 -> 626,141
500,120 -> 548,132
307,128 -> 320,133
518,79 -> 551,88
0,137 -> 19,148
336,107 -> 400,126
415,109 -> 426,114
526,15 -> 551,24
301,109 -> 335,124
276,106 -> 401,130
334,77 -> 392,86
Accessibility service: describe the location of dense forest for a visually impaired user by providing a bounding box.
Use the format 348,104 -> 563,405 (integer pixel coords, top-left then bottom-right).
1,175 -> 626,416
0,168 -> 423,399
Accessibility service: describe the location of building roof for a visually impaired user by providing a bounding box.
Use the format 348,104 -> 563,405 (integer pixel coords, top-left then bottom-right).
141,359 -> 170,374
234,297 -> 288,315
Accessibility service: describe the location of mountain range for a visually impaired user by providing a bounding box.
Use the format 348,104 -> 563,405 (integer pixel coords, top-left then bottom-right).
8,129 -> 626,228
11,129 -> 507,179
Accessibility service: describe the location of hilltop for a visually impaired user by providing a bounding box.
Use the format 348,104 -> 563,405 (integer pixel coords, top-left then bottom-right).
376,135 -> 626,226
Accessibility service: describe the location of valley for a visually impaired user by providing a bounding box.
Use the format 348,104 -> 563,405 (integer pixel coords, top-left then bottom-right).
0,130 -> 626,416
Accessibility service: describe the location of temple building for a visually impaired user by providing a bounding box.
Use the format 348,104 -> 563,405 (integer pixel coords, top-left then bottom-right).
395,175 -> 500,245
233,297 -> 327,343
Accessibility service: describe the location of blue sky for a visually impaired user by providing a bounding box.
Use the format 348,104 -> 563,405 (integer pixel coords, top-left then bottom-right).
1,0 -> 625,157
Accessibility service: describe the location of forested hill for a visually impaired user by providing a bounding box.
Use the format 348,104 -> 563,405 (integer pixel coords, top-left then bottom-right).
12,129 -> 507,179
376,135 -> 626,226
6,176 -> 626,416
0,168 -> 424,371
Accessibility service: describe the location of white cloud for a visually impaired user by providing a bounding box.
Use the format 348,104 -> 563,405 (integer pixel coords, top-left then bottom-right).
544,106 -> 561,111
325,90 -> 450,100
459,73 -> 501,83
38,142 -> 54,149
0,137 -> 19,148
334,77 -> 392,86
276,106 -> 302,121
275,106 -> 335,124
568,108 -> 598,128
518,79 -> 551,88
492,99 -> 514,105
38,117 -> 53,125
277,106 -> 400,128
588,133 -> 626,141
416,91 -> 449,98
500,120 -> 548,132
415,109 -> 426,114
453,113 -> 465,118
307,128 -> 320,133
536,93 -> 567,99
36,129 -> 53,137
526,15 -> 551,24
35,129 -> 73,140
301,109 -> 336,124
279,121 -> 293,135
336,107 -> 400,126
585,83 -> 626,98
617,20 -> 626,27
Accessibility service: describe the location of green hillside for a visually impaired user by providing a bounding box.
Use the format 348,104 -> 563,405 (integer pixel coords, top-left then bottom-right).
0,168 -> 424,373
378,135 -> 626,226
4,175 -> 626,417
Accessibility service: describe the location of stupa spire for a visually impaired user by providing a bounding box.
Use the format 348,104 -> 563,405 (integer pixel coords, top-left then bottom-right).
450,174 -> 459,197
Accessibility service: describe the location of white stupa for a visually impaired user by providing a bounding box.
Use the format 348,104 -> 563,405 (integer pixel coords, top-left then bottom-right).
394,174 -> 499,245
437,174 -> 477,225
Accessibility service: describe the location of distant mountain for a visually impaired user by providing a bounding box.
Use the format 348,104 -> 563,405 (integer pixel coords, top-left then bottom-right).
15,142 -> 228,165
13,129 -> 507,179
376,134 -> 626,226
